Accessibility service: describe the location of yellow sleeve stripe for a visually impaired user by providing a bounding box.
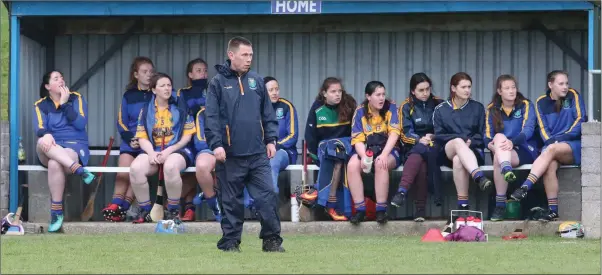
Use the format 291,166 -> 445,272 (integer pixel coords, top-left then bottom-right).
399,99 -> 416,144
521,100 -> 530,129
278,99 -> 295,145
70,92 -> 85,117
565,89 -> 581,134
535,95 -> 549,140
34,97 -> 46,129
117,101 -> 129,131
196,107 -> 205,141
485,103 -> 493,139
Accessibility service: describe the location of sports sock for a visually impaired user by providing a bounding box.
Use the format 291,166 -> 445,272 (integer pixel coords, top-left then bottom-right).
354,200 -> 366,212
548,198 -> 558,213
138,200 -> 152,212
522,173 -> 539,190
470,168 -> 484,181
167,198 -> 180,211
496,194 -> 506,207
397,187 -> 408,194
327,195 -> 337,209
122,196 -> 134,211
457,195 -> 469,207
111,193 -> 124,206
500,161 -> 512,175
69,162 -> 84,175
376,202 -> 387,212
51,200 -> 63,216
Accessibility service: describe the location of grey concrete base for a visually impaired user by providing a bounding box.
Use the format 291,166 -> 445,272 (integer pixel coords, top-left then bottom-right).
21,220 -> 563,237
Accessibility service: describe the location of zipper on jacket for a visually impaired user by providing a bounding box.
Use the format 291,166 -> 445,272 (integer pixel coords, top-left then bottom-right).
226,125 -> 231,146
237,76 -> 245,95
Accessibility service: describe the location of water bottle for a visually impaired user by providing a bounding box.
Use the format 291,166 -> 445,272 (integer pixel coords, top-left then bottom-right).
290,194 -> 299,222
17,137 -> 26,164
362,150 -> 374,173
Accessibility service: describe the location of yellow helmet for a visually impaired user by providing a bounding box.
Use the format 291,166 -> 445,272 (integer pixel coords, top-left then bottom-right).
557,221 -> 585,238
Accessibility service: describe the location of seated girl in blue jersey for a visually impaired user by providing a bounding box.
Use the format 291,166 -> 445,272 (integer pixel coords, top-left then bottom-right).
347,81 -> 401,225
432,72 -> 492,212
299,77 -> 357,221
33,70 -> 95,232
129,73 -> 197,223
243,76 -> 299,213
510,70 -> 586,222
176,58 -> 210,222
390,73 -> 443,222
103,56 -> 154,222
191,106 -> 222,222
485,75 -> 539,221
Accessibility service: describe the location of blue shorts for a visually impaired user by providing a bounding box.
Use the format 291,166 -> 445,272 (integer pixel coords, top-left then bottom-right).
195,149 -> 214,159
515,145 -> 537,166
38,140 -> 90,167
390,148 -> 402,168
542,140 -> 581,165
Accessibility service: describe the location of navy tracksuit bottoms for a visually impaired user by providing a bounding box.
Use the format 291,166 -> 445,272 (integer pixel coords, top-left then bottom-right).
215,153 -> 282,249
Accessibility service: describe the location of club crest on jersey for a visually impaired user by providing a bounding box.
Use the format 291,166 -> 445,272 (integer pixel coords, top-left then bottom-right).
513,110 -> 522,118
563,99 -> 571,109
366,125 -> 373,132
248,78 -> 257,90
276,108 -> 284,119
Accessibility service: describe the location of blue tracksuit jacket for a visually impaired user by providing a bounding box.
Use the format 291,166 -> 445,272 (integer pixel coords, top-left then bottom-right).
273,97 -> 299,164
177,78 -> 207,117
432,98 -> 486,150
33,92 -> 89,143
117,84 -> 153,151
204,60 -> 278,157
485,99 -> 539,154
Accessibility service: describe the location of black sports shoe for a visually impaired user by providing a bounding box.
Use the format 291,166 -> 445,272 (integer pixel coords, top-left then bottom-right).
490,206 -> 506,221
350,211 -> 365,225
375,211 -> 388,224
413,208 -> 426,222
221,245 -> 241,252
476,176 -> 493,192
390,192 -> 406,208
539,210 -> 559,222
511,186 -> 529,201
262,237 -> 285,252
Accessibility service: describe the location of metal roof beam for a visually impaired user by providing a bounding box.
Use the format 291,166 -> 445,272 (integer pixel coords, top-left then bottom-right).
530,19 -> 588,71
69,18 -> 143,91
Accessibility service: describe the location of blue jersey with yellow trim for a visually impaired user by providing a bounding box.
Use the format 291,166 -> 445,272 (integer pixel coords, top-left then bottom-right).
117,84 -> 153,144
351,101 -> 401,146
273,98 -> 299,164
194,107 -> 209,153
535,88 -> 587,145
33,92 -> 89,143
177,79 -> 207,117
485,99 -> 538,152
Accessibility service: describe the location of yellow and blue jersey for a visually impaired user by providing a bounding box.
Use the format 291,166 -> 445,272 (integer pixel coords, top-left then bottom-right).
273,98 -> 299,164
193,106 -> 209,153
135,96 -> 196,150
33,92 -> 88,143
351,102 -> 401,146
117,84 -> 153,152
535,88 -> 587,145
485,99 -> 537,150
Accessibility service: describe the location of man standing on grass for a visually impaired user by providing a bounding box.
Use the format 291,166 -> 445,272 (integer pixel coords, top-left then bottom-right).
204,36 -> 285,253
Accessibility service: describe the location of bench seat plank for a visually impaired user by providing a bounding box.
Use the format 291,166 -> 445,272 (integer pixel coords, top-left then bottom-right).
18,164 -> 579,173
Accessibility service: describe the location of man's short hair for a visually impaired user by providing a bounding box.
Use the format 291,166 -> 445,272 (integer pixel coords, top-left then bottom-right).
227,36 -> 252,53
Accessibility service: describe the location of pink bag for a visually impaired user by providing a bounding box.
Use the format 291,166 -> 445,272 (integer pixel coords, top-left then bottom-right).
444,225 -> 487,242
